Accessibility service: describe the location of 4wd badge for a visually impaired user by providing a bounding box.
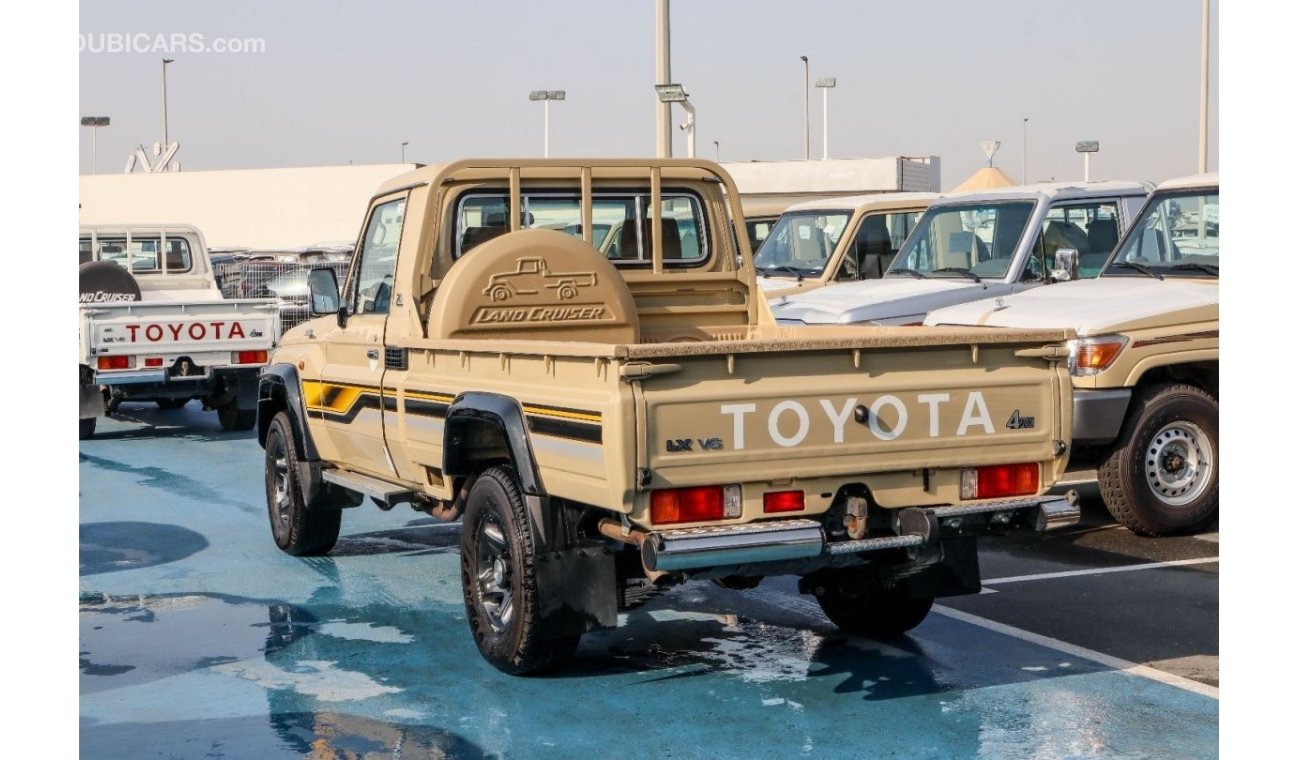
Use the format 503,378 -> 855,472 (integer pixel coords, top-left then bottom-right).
1005,409 -> 1036,430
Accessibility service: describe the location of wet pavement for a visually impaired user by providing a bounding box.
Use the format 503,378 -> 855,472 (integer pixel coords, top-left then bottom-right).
80,403 -> 1218,759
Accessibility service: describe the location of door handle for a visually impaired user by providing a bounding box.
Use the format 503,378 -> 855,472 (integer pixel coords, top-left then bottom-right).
367,349 -> 380,360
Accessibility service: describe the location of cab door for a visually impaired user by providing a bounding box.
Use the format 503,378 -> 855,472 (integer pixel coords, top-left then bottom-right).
310,194 -> 406,477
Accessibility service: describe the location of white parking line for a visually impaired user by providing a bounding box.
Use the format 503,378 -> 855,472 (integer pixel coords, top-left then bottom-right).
982,557 -> 1219,585
933,605 -> 1220,699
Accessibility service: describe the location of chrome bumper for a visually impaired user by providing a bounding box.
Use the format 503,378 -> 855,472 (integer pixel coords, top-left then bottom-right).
642,493 -> 1080,573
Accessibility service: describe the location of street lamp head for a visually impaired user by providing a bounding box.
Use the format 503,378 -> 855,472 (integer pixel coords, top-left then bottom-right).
654,84 -> 688,103
530,90 -> 565,101
163,58 -> 174,64
800,55 -> 808,63
81,116 -> 110,127
1075,140 -> 1100,153
815,77 -> 837,88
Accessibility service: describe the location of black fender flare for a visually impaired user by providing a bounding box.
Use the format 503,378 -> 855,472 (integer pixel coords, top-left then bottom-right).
444,392 -> 545,497
257,364 -> 320,461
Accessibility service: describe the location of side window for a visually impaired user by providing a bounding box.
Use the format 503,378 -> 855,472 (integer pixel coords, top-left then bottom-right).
1031,201 -> 1119,280
352,197 -> 406,314
79,239 -> 93,264
839,210 -> 921,280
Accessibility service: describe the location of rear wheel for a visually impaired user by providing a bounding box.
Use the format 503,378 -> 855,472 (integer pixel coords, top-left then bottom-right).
1098,383 -> 1218,536
460,466 -> 579,674
812,572 -> 934,637
79,417 -> 97,440
218,400 -> 257,431
264,412 -> 340,555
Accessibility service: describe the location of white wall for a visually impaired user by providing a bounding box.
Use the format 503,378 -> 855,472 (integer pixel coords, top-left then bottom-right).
721,157 -> 940,196
79,164 -> 415,250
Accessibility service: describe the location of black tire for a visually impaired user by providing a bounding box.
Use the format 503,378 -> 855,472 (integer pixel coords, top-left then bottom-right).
218,400 -> 258,431
460,465 -> 580,674
79,417 -> 97,440
264,412 -> 340,555
156,399 -> 188,410
813,573 -> 934,638
1098,382 -> 1218,536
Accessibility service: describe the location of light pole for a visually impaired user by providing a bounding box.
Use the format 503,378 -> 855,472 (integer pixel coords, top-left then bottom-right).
800,55 -> 809,160
81,116 -> 109,174
713,140 -> 720,162
1021,117 -> 1029,183
401,141 -> 409,163
655,0 -> 672,158
161,58 -> 174,149
655,84 -> 695,158
1076,140 -> 1099,181
1199,0 -> 1210,173
816,77 -> 836,160
529,90 -> 566,158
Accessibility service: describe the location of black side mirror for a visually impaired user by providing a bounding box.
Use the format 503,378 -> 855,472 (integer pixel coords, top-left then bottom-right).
307,268 -> 346,327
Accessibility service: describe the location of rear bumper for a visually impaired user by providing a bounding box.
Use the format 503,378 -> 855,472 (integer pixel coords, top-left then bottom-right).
642,493 -> 1080,574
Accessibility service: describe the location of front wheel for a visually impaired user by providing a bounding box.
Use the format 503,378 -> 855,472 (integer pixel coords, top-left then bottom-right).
1098,383 -> 1218,536
265,412 -> 340,555
460,466 -> 579,674
812,572 -> 934,638
218,400 -> 257,431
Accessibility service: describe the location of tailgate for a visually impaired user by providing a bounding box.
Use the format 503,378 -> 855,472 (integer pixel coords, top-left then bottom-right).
637,342 -> 1067,485
84,300 -> 279,356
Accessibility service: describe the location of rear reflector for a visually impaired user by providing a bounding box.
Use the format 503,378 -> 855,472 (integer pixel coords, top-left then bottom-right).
763,490 -> 805,513
97,355 -> 132,370
144,357 -> 164,367
233,350 -> 268,365
961,463 -> 1039,500
651,485 -> 740,524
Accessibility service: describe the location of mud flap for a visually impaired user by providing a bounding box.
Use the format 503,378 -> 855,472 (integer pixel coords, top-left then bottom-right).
80,383 -> 106,419
907,536 -> 983,599
533,539 -> 619,639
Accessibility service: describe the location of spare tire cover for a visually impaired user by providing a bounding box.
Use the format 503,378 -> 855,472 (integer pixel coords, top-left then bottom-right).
79,261 -> 141,304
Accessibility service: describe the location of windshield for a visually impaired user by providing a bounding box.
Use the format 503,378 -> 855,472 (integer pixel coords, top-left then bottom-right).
891,201 -> 1034,279
1105,189 -> 1219,276
752,210 -> 852,277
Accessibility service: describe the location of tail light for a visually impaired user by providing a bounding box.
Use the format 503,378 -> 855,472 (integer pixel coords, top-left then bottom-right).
143,357 -> 163,367
961,463 -> 1039,500
97,355 -> 133,370
763,490 -> 805,513
651,485 -> 741,524
233,350 -> 268,364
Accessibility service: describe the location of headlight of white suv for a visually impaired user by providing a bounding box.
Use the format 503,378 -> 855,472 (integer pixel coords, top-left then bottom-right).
1067,334 -> 1129,376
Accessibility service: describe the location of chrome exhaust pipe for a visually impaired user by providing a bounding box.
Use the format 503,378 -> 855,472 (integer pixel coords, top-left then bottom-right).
1035,490 -> 1081,531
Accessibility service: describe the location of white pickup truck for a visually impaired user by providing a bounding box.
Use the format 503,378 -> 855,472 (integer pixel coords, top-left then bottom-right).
79,225 -> 280,438
770,181 -> 1152,326
925,173 -> 1219,536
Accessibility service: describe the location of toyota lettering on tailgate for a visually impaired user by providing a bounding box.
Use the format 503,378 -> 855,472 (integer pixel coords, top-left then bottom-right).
717,391 -> 1021,450
123,321 -> 249,342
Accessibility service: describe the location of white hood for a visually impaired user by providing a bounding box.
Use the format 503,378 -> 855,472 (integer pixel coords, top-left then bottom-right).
924,277 -> 1219,336
770,276 -> 1005,325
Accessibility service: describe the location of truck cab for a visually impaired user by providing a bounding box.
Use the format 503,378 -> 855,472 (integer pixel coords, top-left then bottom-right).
925,173 -> 1219,536
771,181 -> 1152,326
753,192 -> 938,298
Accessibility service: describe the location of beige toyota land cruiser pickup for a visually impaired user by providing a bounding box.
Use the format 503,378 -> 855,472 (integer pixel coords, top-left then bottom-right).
257,159 -> 1080,674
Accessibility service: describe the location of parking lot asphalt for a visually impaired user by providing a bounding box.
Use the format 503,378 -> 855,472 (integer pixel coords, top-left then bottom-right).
80,403 -> 1218,759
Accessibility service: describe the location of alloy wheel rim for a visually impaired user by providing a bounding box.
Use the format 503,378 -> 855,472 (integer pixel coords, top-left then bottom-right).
475,512 -> 514,634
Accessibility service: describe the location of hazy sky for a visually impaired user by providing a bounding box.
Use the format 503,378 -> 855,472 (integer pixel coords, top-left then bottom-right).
78,0 -> 1219,190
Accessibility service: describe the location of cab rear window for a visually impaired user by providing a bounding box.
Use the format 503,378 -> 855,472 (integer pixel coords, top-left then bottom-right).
82,237 -> 193,273
456,190 -> 709,267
